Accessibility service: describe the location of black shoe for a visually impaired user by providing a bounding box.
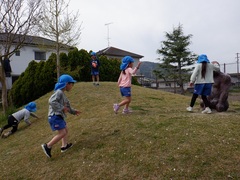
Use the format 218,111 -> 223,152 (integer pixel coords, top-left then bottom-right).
61,143 -> 73,152
41,144 -> 52,158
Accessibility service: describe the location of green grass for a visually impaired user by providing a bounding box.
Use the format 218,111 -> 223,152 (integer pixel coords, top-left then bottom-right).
1,82 -> 240,179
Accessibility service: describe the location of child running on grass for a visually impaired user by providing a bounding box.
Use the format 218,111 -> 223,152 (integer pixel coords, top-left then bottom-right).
41,74 -> 80,158
113,56 -> 141,114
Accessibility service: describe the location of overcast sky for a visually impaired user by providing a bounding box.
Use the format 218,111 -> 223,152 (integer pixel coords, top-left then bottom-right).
69,0 -> 240,69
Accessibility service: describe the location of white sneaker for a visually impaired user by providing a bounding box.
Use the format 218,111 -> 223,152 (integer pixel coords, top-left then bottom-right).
186,106 -> 193,112
202,107 -> 212,114
122,109 -> 133,114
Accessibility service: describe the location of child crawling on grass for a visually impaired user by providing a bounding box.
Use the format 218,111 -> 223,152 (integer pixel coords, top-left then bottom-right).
0,102 -> 39,138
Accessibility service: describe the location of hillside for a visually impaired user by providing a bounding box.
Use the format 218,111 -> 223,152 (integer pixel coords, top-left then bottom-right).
139,61 -> 159,79
1,82 -> 240,179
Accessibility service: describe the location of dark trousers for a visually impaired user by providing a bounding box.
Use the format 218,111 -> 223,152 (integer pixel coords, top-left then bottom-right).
190,93 -> 210,107
2,115 -> 18,133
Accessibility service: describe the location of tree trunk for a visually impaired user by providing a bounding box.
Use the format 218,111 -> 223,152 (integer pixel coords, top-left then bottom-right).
0,61 -> 8,114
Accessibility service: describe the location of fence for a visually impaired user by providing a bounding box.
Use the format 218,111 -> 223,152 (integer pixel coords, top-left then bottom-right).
220,62 -> 239,74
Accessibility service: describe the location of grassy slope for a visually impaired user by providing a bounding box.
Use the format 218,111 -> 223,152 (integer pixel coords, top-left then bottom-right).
1,82 -> 240,179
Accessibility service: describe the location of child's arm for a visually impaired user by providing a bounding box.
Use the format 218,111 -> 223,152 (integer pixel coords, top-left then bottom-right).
131,62 -> 142,75
24,118 -> 31,126
30,112 -> 40,119
65,101 -> 81,115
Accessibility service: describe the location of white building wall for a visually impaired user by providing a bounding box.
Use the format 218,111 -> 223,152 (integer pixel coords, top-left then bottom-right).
10,46 -> 56,75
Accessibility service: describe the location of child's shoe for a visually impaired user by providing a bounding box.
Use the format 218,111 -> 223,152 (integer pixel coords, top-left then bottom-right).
113,104 -> 120,114
202,107 -> 212,114
61,143 -> 73,152
41,143 -> 52,158
186,106 -> 193,112
122,109 -> 133,114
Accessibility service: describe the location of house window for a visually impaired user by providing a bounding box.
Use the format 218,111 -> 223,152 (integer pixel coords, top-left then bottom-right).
34,51 -> 46,60
15,50 -> 20,56
165,83 -> 171,86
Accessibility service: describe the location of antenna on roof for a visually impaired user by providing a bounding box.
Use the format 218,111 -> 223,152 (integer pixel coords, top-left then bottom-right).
104,22 -> 113,47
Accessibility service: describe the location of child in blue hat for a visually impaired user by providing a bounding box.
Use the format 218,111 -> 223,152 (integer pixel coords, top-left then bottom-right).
90,52 -> 100,85
0,102 -> 39,138
186,54 -> 220,113
41,74 -> 80,158
113,56 -> 141,114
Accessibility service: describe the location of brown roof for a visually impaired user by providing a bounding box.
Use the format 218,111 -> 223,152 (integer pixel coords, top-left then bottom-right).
97,46 -> 144,59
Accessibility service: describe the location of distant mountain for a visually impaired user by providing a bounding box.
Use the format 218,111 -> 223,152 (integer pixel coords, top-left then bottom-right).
139,61 -> 159,79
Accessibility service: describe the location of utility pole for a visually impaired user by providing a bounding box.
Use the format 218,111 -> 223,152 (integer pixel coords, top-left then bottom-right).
237,53 -> 240,85
105,22 -> 113,47
237,53 -> 239,73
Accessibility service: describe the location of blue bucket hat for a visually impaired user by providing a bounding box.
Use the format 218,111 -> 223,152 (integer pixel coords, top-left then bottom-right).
25,102 -> 37,112
120,56 -> 134,71
54,74 -> 77,91
91,52 -> 96,56
197,54 -> 210,63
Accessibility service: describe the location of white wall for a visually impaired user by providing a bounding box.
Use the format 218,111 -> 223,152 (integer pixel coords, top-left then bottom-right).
10,46 -> 55,75
0,76 -> 12,89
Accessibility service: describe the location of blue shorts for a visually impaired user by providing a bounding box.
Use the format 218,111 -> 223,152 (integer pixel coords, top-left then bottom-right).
194,83 -> 212,96
91,71 -> 99,76
120,87 -> 131,97
48,115 -> 66,131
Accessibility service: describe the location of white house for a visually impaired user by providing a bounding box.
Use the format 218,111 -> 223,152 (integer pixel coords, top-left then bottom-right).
0,33 -> 72,89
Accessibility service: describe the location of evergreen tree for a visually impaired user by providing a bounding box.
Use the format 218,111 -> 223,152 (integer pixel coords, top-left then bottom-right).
76,49 -> 90,81
9,61 -> 39,107
156,24 -> 197,94
98,56 -> 121,82
9,55 -> 57,107
60,52 -> 69,69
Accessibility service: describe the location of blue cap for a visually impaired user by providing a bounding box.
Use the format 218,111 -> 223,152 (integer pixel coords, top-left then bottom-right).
91,52 -> 96,56
54,74 -> 76,91
120,56 -> 134,71
25,102 -> 37,112
197,54 -> 210,63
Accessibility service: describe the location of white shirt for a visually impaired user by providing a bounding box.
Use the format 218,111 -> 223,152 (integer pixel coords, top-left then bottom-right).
190,63 -> 220,84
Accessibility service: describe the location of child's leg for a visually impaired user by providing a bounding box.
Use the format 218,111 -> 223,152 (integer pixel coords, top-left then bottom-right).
201,95 -> 210,107
2,124 -> 11,131
11,123 -> 18,134
96,74 -> 99,84
61,127 -> 68,147
47,128 -> 67,148
92,75 -> 95,83
190,93 -> 198,107
119,96 -> 131,107
2,116 -> 18,136
123,96 -> 131,110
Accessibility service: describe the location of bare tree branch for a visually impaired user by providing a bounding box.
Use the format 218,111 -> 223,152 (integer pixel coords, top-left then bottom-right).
37,0 -> 82,78
0,0 -> 42,113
